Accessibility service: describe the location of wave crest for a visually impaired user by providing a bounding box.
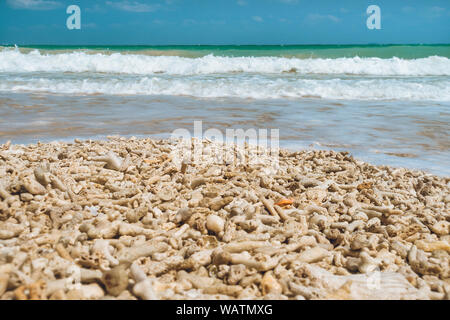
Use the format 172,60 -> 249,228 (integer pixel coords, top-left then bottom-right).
1,48 -> 449,76
2,76 -> 449,101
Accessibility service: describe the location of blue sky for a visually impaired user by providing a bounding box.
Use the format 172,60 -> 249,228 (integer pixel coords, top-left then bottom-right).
0,0 -> 449,45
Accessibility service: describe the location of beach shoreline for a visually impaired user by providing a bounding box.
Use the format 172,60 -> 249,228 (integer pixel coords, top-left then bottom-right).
0,136 -> 448,300
1,45 -> 449,177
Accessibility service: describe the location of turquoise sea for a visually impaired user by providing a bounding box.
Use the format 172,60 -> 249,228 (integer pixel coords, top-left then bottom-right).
5,44 -> 450,58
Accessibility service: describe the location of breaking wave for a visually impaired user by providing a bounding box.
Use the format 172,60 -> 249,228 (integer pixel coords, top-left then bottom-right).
1,47 -> 449,76
2,76 -> 449,101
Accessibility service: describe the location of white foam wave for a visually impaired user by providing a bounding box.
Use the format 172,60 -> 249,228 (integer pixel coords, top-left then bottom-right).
1,48 -> 449,76
2,77 -> 449,101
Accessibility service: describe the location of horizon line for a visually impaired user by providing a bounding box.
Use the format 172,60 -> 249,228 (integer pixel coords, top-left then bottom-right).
2,43 -> 450,47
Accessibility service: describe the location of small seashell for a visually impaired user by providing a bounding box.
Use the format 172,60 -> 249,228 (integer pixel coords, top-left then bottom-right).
20,193 -> 34,202
90,151 -> 123,171
274,198 -> 294,207
206,214 -> 225,234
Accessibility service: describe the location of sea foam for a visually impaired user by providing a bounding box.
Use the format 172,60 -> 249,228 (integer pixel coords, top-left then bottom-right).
0,48 -> 449,76
2,76 -> 449,101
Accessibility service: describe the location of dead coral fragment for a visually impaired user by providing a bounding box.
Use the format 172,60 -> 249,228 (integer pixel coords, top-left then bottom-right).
89,151 -> 124,171
23,176 -> 46,195
261,272 -> 282,295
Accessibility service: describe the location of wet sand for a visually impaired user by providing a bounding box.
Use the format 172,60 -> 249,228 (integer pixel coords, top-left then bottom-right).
1,93 -> 449,176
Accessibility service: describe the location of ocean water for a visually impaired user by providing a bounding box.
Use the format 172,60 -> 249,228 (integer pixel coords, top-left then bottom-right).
0,44 -> 449,175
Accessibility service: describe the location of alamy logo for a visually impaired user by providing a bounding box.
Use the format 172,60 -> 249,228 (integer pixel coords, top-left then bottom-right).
366,5 -> 381,30
170,121 -> 279,170
66,5 -> 81,30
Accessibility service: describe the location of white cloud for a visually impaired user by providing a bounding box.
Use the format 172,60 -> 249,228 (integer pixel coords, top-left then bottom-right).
339,8 -> 349,14
426,6 -> 446,18
6,0 -> 61,10
430,6 -> 445,14
306,13 -> 341,24
237,0 -> 247,6
106,1 -> 159,12
252,16 -> 263,22
328,15 -> 340,23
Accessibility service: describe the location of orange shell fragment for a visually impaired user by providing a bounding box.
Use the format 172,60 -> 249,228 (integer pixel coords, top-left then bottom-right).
275,198 -> 294,207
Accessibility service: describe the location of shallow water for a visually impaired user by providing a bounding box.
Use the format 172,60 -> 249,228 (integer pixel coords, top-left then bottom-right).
0,92 -> 448,176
